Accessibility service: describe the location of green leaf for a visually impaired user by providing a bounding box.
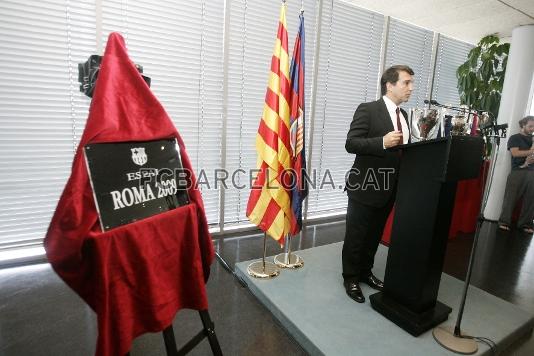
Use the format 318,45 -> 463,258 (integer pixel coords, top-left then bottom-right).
482,60 -> 490,75
469,71 -> 477,84
456,63 -> 468,78
479,34 -> 499,47
494,92 -> 501,116
488,95 -> 494,112
495,92 -> 501,103
496,43 -> 508,56
484,60 -> 493,79
468,47 -> 481,68
481,52 -> 491,62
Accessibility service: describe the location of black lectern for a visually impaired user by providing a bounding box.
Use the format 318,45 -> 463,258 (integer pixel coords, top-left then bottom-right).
369,136 -> 484,336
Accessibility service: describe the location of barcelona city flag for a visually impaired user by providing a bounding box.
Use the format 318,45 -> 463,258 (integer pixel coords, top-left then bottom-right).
289,12 -> 307,235
247,3 -> 295,245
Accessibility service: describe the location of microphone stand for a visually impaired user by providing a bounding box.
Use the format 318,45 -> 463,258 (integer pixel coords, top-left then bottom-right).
433,132 -> 503,354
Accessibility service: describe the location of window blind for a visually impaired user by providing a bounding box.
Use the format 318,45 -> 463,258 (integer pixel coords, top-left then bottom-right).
432,35 -> 473,107
306,1 -> 384,217
0,0 -> 94,247
0,0 -> 479,251
100,0 -> 225,225
0,0 -> 225,251
385,18 -> 434,110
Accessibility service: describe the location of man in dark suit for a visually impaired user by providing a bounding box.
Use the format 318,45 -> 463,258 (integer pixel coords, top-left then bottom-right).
342,65 -> 414,303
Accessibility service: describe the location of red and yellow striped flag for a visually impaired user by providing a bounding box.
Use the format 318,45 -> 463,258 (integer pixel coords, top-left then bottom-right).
247,3 -> 295,245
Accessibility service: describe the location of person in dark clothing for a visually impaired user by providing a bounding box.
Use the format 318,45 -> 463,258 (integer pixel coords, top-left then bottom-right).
342,65 -> 413,303
498,115 -> 534,234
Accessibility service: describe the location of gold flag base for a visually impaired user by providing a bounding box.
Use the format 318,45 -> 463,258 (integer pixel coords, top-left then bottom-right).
432,326 -> 478,354
247,261 -> 280,279
273,252 -> 304,269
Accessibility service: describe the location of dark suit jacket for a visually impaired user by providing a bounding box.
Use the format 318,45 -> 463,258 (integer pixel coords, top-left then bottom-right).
345,98 -> 408,208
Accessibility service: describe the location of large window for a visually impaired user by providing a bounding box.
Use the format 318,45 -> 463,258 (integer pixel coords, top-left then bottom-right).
0,0 -> 94,247
385,18 -> 434,110
306,1 -> 384,217
100,0 -> 225,225
0,0 -> 225,251
432,35 -> 473,107
0,0 -> 477,253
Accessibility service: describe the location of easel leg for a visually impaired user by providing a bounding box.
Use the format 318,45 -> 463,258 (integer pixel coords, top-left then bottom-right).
162,325 -> 179,356
127,312 -> 222,356
199,310 -> 223,356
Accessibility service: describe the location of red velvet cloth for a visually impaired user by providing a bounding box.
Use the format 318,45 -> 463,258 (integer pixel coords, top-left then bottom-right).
381,161 -> 488,244
44,33 -> 214,356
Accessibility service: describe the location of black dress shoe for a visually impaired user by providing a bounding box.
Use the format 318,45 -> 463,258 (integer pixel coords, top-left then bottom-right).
359,273 -> 384,291
343,281 -> 365,303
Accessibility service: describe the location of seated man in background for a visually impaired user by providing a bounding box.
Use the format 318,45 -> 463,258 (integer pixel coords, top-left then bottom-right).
499,115 -> 534,234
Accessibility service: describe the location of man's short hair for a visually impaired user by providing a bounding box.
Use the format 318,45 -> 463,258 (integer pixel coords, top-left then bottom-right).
518,116 -> 534,128
380,65 -> 414,96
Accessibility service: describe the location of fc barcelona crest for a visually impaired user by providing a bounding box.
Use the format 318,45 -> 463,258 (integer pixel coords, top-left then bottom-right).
131,147 -> 147,166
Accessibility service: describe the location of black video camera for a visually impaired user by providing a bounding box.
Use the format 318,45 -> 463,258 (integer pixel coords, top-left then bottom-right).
78,55 -> 151,98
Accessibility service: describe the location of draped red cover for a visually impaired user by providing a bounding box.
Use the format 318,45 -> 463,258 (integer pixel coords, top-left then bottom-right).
381,161 -> 488,244
44,33 -> 214,356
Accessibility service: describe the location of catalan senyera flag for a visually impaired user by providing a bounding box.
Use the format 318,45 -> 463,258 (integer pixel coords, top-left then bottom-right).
247,3 -> 295,245
289,12 -> 307,235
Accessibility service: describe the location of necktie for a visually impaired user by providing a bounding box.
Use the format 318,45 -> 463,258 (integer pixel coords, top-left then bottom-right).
395,107 -> 403,134
396,107 -> 404,144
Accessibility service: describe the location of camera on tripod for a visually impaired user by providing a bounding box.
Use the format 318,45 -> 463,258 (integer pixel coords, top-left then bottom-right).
78,54 -> 151,98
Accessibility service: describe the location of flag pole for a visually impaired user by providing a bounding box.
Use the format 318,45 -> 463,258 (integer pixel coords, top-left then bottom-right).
262,232 -> 267,270
274,234 -> 304,269
247,233 -> 280,278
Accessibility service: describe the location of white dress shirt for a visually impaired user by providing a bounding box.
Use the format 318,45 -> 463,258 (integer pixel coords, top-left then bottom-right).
382,95 -> 409,145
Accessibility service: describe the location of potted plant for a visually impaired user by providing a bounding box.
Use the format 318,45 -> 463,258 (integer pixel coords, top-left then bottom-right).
456,34 -> 510,120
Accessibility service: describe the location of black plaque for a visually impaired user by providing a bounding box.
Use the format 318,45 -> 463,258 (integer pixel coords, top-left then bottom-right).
84,139 -> 190,231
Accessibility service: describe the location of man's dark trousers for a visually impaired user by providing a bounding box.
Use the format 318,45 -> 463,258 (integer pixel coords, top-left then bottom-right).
342,194 -> 395,283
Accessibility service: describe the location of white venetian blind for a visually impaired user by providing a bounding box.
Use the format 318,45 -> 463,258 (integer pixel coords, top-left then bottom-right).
0,0 -> 94,247
306,1 -> 384,217
100,0 -> 225,225
432,35 -> 473,107
223,0 -> 317,225
385,18 -> 434,110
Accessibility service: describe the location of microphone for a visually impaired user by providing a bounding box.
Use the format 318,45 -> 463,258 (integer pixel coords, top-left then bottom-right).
423,99 -> 442,106
494,123 -> 508,131
479,121 -> 493,130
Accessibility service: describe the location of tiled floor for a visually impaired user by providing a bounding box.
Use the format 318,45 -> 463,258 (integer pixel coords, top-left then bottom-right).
0,220 -> 532,355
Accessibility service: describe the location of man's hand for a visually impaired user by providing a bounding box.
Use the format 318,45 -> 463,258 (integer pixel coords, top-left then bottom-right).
383,131 -> 403,148
525,154 -> 534,166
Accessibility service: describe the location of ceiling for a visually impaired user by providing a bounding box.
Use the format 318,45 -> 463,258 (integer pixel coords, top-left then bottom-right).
343,0 -> 534,44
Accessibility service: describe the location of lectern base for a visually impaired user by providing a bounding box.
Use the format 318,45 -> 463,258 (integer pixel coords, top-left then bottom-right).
370,292 -> 452,336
